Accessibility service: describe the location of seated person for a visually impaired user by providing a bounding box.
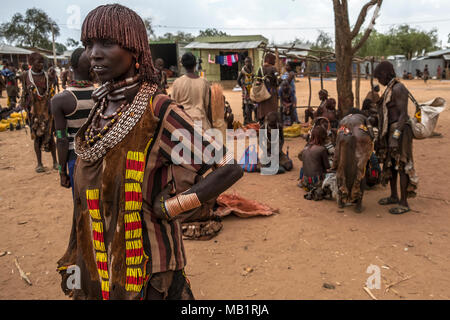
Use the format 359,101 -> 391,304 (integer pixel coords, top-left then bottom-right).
322,98 -> 338,129
298,125 -> 330,200
224,98 -> 234,130
361,98 -> 373,117
314,89 -> 329,118
305,106 -> 315,123
365,84 -> 380,104
278,80 -> 296,127
259,111 -> 293,174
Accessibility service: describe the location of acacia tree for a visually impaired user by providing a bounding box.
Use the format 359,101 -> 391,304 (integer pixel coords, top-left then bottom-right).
333,0 -> 383,116
0,8 -> 60,49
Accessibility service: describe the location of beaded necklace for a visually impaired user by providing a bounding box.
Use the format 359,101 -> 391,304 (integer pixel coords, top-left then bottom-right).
68,79 -> 94,88
75,82 -> 158,162
28,69 -> 49,98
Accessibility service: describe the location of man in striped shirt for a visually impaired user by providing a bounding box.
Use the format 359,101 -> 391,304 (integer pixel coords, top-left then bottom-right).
51,48 -> 94,195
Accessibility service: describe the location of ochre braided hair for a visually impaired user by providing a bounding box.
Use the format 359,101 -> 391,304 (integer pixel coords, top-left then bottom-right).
81,4 -> 157,83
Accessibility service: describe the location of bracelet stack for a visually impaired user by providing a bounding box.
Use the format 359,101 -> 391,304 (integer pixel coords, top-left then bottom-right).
164,193 -> 202,219
217,152 -> 234,168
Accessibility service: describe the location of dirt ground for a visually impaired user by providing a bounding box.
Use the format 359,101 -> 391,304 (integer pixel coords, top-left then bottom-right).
1,78 -> 449,300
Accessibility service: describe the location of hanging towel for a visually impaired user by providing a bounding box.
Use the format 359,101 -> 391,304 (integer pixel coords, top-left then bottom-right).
208,54 -> 215,64
227,55 -> 232,66
234,54 -> 239,63
231,54 -> 236,64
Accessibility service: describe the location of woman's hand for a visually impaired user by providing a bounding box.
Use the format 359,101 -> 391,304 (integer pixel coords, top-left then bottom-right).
152,184 -> 174,220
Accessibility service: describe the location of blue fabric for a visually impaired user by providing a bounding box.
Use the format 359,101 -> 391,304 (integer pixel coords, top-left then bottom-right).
68,158 -> 76,198
238,145 -> 258,172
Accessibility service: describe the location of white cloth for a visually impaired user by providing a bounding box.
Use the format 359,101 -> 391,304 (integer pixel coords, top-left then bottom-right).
410,97 -> 446,139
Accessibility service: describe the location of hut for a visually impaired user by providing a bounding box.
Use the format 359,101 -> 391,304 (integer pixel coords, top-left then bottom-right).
185,35 -> 268,82
149,40 -> 188,78
0,44 -> 33,67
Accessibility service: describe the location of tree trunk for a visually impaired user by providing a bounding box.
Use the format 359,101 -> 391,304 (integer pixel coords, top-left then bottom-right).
333,0 -> 383,118
335,49 -> 354,117
333,0 -> 353,118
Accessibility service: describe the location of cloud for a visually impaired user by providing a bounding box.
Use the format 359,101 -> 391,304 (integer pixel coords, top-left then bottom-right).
1,0 -> 449,45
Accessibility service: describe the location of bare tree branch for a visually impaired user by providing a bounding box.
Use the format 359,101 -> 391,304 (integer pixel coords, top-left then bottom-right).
351,0 -> 378,39
352,0 -> 383,54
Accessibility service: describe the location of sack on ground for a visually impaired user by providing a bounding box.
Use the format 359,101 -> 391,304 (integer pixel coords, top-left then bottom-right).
410,97 -> 446,139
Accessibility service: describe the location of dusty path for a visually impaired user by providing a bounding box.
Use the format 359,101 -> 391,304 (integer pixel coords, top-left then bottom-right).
0,78 -> 449,300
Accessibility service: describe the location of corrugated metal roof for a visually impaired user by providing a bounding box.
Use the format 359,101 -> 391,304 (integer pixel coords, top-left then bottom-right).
426,48 -> 450,57
443,54 -> 450,60
44,54 -> 69,60
185,40 -> 264,50
195,35 -> 268,44
0,44 -> 33,55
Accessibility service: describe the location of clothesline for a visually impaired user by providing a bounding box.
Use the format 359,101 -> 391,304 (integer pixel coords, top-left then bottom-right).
208,53 -> 240,66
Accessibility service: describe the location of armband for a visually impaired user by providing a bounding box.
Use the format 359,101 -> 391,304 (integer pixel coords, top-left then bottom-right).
164,193 -> 201,218
217,152 -> 234,168
56,128 -> 69,139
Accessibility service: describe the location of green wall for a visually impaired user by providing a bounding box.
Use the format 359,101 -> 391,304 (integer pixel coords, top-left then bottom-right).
192,48 -> 264,82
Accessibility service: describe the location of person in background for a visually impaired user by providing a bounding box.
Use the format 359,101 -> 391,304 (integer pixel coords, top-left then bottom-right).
298,125 -> 330,200
172,52 -> 212,130
280,62 -> 299,123
17,63 -> 29,88
313,89 -> 329,119
50,48 -> 94,196
0,60 -> 5,98
48,65 -> 60,93
256,53 -> 279,125
374,61 -> 418,215
278,80 -> 296,127
154,58 -> 168,94
61,66 -> 73,90
423,64 -> 430,83
237,56 -> 256,125
20,52 -> 58,173
1,62 -> 19,107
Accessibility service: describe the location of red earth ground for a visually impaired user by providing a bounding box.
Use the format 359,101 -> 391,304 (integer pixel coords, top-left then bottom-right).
0,78 -> 449,300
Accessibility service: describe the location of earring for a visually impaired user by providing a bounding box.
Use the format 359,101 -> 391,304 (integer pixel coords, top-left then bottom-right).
135,62 -> 140,70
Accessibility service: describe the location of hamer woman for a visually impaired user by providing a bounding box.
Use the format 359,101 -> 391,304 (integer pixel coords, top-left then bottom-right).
20,52 -> 58,173
57,4 -> 242,300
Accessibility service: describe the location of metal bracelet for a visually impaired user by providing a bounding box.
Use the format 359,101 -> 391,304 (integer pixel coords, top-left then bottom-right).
164,193 -> 202,218
217,152 -> 234,168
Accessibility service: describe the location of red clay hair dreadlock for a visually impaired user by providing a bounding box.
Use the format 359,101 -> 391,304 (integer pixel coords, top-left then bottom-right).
81,4 -> 158,84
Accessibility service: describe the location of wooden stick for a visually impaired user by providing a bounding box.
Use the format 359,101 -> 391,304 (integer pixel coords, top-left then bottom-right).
385,276 -> 412,293
356,63 -> 361,108
308,74 -> 312,108
319,54 -> 324,90
363,286 -> 377,300
14,258 -> 32,286
417,195 -> 450,203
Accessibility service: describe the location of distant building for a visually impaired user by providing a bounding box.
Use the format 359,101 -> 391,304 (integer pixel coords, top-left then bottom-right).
0,44 -> 33,67
388,49 -> 450,79
185,35 -> 268,82
149,40 -> 188,78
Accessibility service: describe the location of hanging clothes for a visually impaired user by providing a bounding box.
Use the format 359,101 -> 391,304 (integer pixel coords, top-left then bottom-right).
227,55 -> 232,66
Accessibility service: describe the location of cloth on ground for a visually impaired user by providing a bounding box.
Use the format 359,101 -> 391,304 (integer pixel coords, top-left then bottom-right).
215,192 -> 279,218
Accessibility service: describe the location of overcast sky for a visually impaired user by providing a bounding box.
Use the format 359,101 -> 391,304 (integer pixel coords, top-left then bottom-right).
2,0 -> 450,47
